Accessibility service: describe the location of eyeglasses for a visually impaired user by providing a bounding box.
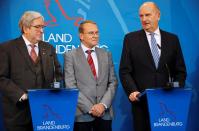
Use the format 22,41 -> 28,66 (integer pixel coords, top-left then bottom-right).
84,31 -> 99,36
31,25 -> 46,30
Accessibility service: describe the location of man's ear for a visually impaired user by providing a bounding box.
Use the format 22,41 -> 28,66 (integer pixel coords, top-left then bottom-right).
23,26 -> 29,34
79,33 -> 83,41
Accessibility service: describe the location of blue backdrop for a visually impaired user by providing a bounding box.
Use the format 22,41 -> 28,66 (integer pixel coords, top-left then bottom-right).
0,0 -> 199,131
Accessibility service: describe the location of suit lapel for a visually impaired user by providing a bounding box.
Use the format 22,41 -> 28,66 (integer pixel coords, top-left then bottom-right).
158,30 -> 167,68
15,37 -> 35,73
39,42 -> 49,79
95,48 -> 102,80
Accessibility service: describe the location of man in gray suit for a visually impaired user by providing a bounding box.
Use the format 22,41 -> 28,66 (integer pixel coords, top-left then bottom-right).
64,20 -> 118,131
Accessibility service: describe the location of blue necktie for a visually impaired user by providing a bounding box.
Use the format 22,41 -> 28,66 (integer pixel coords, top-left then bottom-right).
150,33 -> 160,68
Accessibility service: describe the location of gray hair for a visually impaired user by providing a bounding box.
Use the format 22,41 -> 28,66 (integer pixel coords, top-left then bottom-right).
19,11 -> 44,33
139,2 -> 160,13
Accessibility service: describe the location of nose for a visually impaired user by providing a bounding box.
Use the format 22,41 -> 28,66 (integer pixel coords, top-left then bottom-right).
141,15 -> 147,22
94,32 -> 100,37
39,28 -> 44,33
93,35 -> 99,40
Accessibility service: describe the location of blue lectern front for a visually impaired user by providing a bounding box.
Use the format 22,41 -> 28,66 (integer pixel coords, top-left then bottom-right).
28,88 -> 79,131
143,88 -> 192,131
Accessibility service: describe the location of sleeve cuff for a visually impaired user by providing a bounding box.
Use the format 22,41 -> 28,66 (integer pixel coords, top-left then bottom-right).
100,103 -> 108,110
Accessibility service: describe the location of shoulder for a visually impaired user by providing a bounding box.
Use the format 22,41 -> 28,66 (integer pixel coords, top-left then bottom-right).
125,29 -> 144,38
95,47 -> 110,54
95,47 -> 112,59
160,29 -> 178,39
0,37 -> 20,46
0,37 -> 22,51
64,47 -> 80,57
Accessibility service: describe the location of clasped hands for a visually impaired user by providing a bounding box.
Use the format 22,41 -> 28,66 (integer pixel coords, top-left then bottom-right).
89,103 -> 106,117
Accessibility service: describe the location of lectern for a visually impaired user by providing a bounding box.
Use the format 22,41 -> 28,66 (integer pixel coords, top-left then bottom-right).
142,88 -> 192,131
28,88 -> 79,131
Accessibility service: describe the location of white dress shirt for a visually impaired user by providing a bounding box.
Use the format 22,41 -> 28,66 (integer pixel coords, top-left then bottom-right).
81,43 -> 99,77
145,27 -> 161,56
22,35 -> 39,56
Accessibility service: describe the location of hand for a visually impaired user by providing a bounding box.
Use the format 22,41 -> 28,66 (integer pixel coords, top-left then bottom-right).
90,103 -> 105,117
19,93 -> 28,102
129,91 -> 140,102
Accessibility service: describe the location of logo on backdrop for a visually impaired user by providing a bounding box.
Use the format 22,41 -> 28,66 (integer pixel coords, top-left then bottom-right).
153,102 -> 183,127
44,0 -> 83,27
36,104 -> 70,130
42,0 -> 109,54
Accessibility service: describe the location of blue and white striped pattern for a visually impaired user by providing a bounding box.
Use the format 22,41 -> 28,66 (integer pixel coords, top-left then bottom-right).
150,33 -> 160,68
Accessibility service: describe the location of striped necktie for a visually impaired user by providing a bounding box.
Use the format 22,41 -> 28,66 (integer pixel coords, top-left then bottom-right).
150,33 -> 160,68
86,50 -> 97,79
30,44 -> 38,63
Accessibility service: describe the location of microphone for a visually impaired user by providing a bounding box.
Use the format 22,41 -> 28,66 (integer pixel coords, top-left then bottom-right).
50,54 -> 60,88
165,64 -> 179,89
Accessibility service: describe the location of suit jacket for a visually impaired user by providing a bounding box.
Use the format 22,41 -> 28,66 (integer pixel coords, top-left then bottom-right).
64,46 -> 118,122
119,29 -> 187,96
0,36 -> 62,130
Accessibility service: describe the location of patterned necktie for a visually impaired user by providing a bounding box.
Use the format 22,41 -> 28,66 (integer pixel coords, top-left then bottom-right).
86,50 -> 97,79
30,44 -> 38,63
150,33 -> 160,68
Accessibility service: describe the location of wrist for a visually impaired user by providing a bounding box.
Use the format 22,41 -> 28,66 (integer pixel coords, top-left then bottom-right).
100,103 -> 107,110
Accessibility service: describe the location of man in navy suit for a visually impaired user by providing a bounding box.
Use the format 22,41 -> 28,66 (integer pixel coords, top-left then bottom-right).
0,11 -> 62,131
119,2 -> 186,131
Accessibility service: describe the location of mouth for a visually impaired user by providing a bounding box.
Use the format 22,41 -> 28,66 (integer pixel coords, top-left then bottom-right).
92,38 -> 98,41
143,22 -> 150,26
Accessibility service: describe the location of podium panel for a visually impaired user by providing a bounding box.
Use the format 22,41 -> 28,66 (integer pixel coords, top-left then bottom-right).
28,88 -> 79,131
145,88 -> 192,131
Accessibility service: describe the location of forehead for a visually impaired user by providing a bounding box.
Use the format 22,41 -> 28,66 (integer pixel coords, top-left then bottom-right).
31,17 -> 44,25
82,23 -> 98,31
139,4 -> 156,14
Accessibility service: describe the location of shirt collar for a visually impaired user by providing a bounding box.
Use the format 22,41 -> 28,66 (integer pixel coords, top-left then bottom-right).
81,43 -> 96,53
145,27 -> 160,36
22,35 -> 38,47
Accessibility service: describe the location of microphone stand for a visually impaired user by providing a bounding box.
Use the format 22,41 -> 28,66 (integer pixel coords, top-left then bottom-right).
165,64 -> 179,90
50,54 -> 60,89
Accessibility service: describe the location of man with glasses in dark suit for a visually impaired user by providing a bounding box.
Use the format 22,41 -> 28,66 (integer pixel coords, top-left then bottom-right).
0,11 -> 62,131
